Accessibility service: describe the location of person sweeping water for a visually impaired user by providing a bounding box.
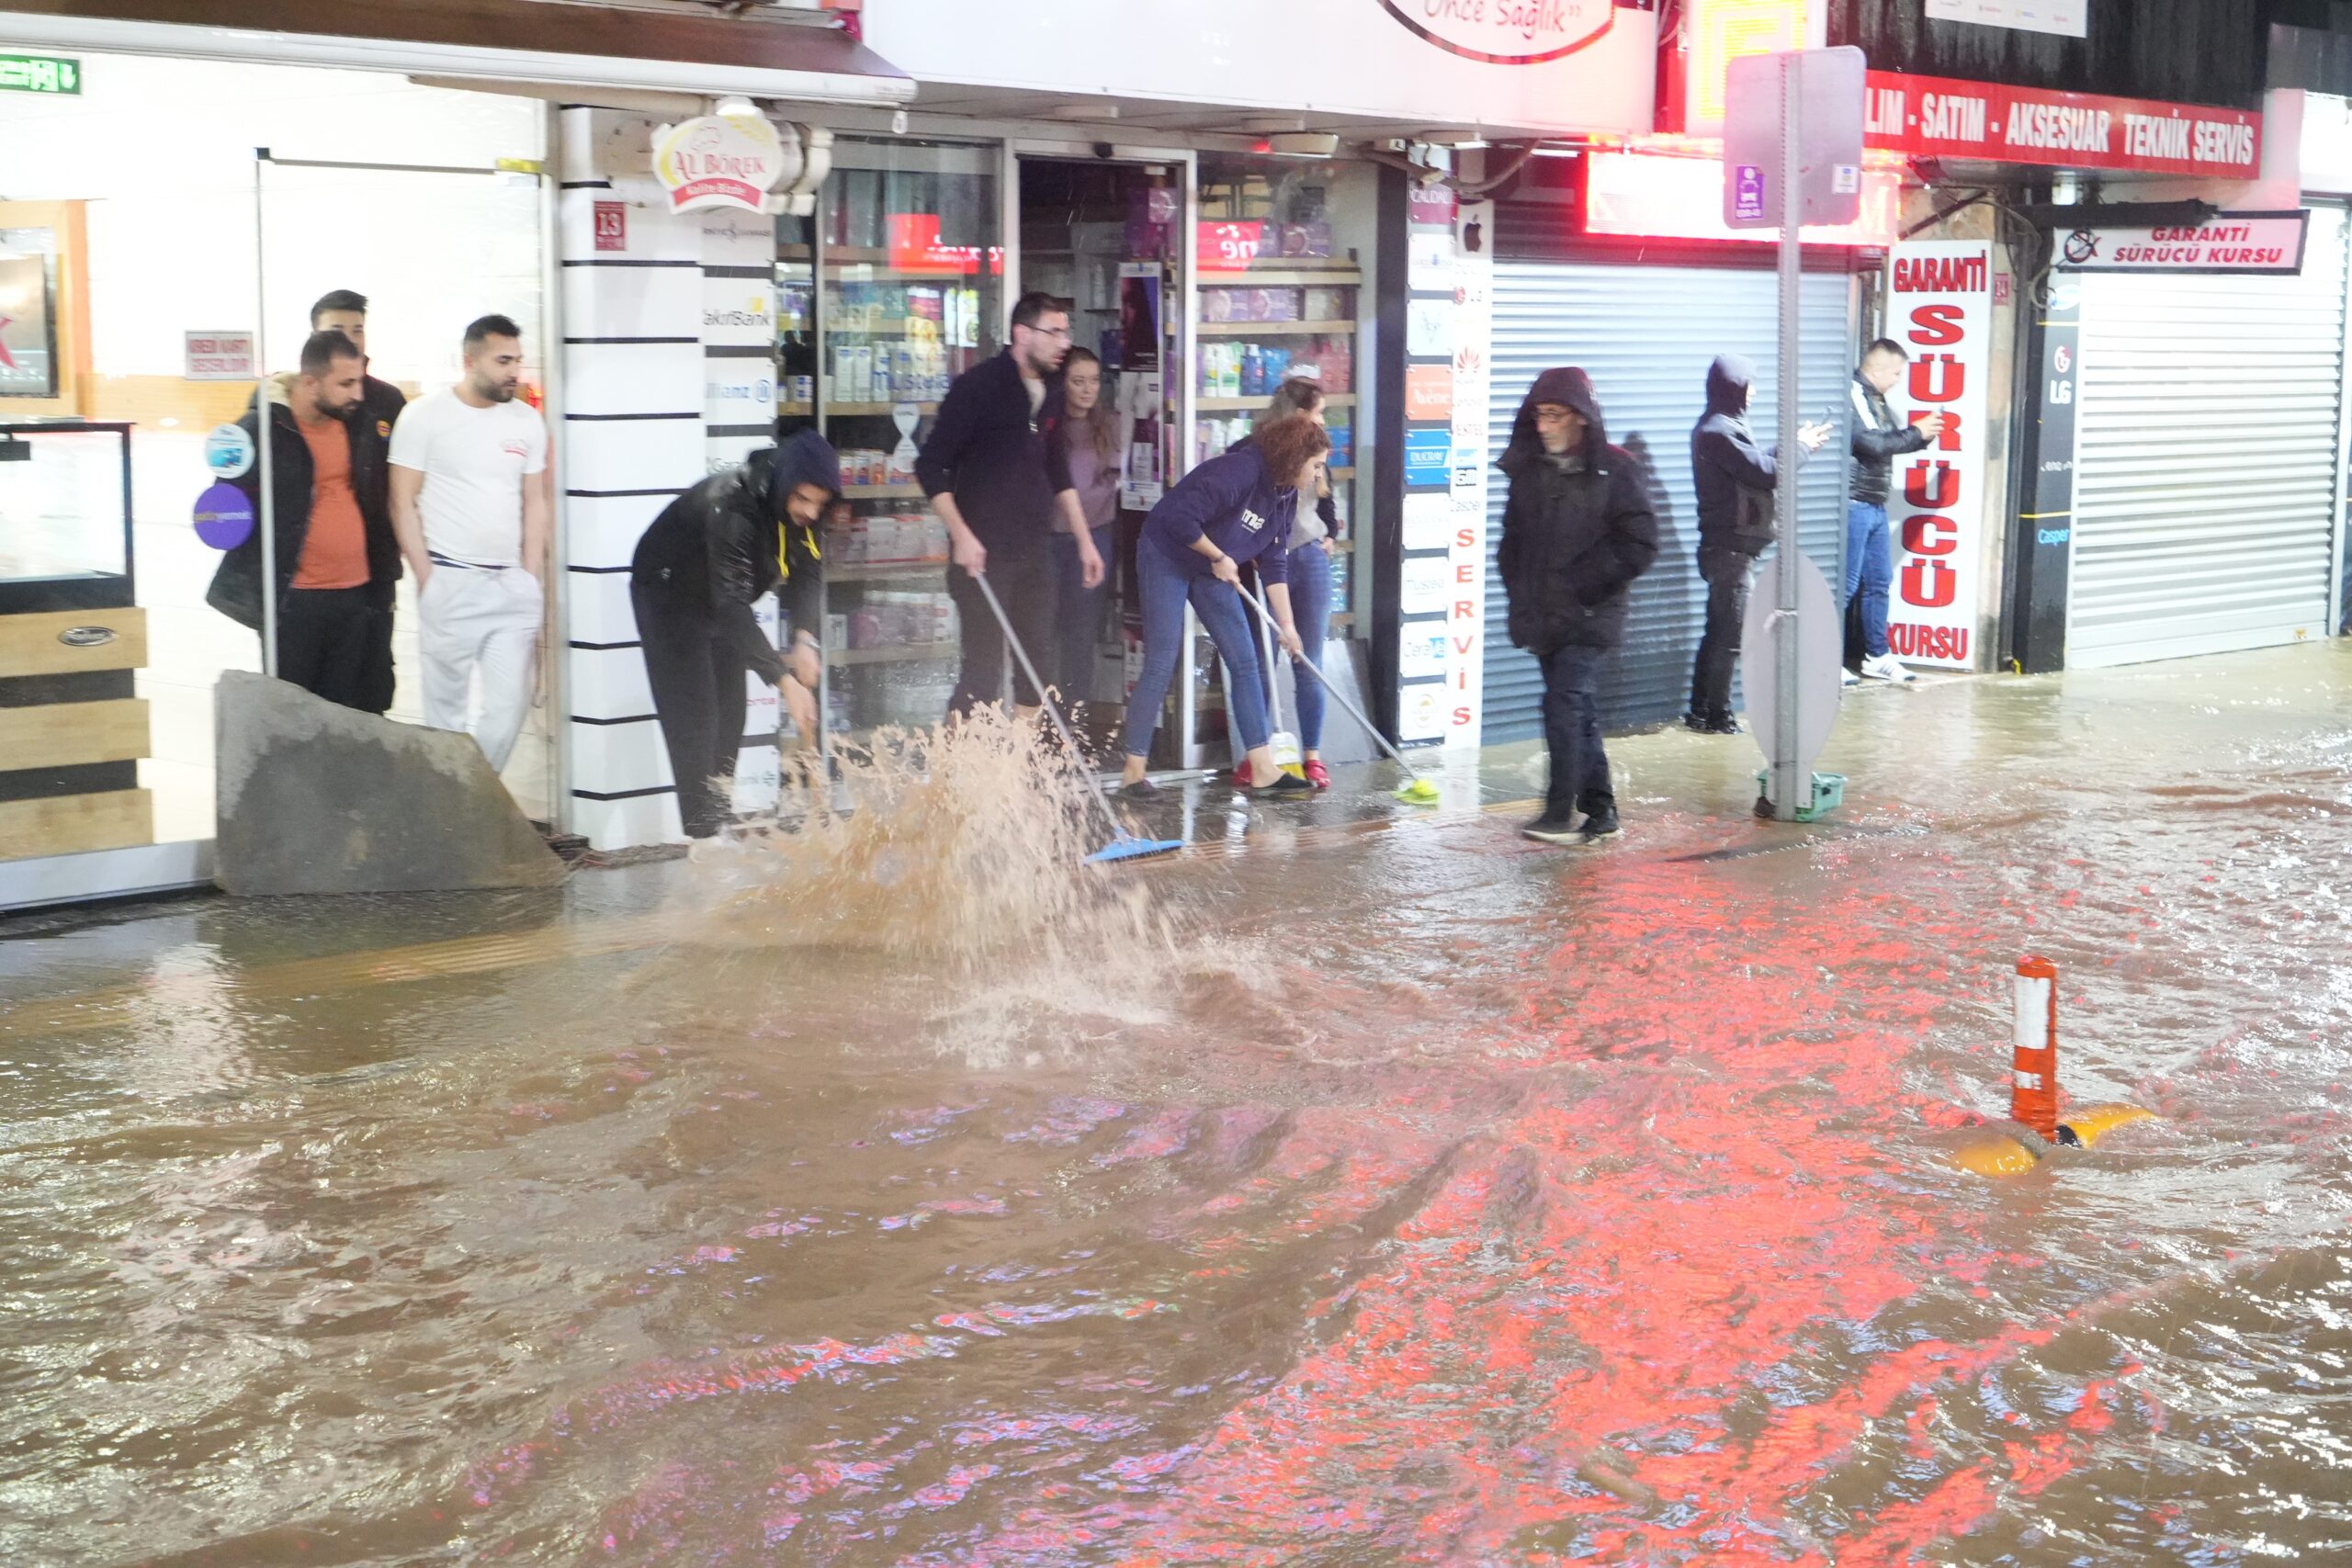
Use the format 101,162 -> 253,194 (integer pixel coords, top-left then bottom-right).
1116,413 -> 1327,798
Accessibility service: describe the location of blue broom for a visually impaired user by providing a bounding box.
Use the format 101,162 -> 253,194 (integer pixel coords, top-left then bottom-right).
972,573 -> 1184,865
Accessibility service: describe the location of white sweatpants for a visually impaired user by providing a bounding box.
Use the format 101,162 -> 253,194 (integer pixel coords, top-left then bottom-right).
418,564 -> 542,773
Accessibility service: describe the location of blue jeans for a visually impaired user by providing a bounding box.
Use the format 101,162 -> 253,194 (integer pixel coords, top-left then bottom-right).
1541,643 -> 1612,817
1051,524 -> 1114,700
1121,545 -> 1272,761
1845,501 -> 1893,660
1255,539 -> 1333,748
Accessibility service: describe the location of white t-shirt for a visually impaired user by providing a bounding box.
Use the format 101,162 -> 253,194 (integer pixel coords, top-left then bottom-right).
388,388 -> 548,566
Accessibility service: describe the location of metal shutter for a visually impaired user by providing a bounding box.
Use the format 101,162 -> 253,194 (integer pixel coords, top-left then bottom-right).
1482,261 -> 1858,739
2068,206 -> 2349,668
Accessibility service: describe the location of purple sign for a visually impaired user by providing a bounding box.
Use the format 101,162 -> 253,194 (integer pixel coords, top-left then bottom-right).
193,481 -> 254,550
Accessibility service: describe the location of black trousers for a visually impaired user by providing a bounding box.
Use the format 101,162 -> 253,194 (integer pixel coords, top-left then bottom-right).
944,552 -> 1054,716
277,584 -> 390,714
1689,543 -> 1758,722
1540,642 -> 1612,817
633,584 -> 749,840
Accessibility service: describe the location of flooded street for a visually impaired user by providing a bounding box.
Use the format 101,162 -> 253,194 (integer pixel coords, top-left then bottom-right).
5,644 -> 2351,1566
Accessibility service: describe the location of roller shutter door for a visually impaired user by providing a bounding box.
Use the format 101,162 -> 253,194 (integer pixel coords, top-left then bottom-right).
1482,260 -> 1858,739
2068,206 -> 2349,667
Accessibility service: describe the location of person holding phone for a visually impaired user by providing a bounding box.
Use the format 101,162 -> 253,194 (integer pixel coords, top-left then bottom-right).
1686,354 -> 1830,736
1847,339 -> 1945,683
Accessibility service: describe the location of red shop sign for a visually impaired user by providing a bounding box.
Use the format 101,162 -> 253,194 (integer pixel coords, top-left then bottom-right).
1864,71 -> 2261,179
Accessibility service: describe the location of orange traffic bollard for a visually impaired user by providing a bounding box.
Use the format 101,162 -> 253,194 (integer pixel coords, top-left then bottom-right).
2010,955 -> 2061,1141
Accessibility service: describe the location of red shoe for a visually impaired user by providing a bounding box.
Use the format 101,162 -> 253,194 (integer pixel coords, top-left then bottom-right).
1303,760 -> 1330,790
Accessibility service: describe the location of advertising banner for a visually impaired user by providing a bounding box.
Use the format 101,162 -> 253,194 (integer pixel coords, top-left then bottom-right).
1883,241 -> 1993,669
2056,211 -> 2308,275
1925,0 -> 2086,39
1864,72 -> 2260,179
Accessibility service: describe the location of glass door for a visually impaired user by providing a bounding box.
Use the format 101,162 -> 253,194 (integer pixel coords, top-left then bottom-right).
800,137 -> 1003,746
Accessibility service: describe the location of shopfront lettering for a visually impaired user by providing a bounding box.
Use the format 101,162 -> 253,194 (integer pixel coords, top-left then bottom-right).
2004,101 -> 2112,154
1375,0 -> 1612,65
1885,240 -> 1991,671
1868,71 -> 2257,178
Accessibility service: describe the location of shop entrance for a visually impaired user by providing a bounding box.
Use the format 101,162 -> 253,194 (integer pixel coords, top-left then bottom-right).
1015,154 -> 1187,760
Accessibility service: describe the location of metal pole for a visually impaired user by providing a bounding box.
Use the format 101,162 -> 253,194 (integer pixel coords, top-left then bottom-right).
253,147 -> 277,680
1771,57 -> 1804,820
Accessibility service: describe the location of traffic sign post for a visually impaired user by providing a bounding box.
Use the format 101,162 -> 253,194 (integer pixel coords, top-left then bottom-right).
1724,48 -> 1866,821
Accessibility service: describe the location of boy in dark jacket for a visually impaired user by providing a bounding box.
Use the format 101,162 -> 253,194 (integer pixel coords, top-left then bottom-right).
630,429 -> 840,840
206,330 -> 402,713
1685,354 -> 1828,734
1497,367 -> 1659,847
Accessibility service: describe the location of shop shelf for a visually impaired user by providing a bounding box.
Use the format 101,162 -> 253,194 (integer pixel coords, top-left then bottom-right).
828,561 -> 948,582
1196,320 -> 1356,336
828,401 -> 941,417
829,641 -> 960,666
1199,266 -> 1361,287
840,483 -> 929,500
1196,393 -> 1355,412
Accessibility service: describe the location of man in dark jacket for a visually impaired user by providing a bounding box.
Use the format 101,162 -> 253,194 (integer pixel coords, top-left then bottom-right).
917,291 -> 1103,719
1498,367 -> 1659,847
1686,354 -> 1829,735
1847,339 -> 1943,683
206,329 -> 402,712
630,429 -> 840,841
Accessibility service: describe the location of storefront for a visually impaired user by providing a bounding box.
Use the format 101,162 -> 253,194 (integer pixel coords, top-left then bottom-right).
0,0 -> 910,908
1465,162 -> 1883,739
552,0 -> 1667,847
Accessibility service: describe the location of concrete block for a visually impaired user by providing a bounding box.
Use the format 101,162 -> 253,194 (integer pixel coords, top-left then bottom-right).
213,671 -> 567,896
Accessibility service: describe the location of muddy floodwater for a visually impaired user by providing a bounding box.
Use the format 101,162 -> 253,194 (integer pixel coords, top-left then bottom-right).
5,646 -> 2351,1566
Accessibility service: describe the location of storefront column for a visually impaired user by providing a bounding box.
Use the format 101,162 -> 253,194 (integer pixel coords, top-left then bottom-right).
555,106 -> 708,851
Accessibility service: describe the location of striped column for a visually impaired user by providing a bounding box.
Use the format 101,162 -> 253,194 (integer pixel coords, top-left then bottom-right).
557,106 -> 706,850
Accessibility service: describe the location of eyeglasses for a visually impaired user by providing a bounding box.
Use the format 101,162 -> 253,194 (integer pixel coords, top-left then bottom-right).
1023,323 -> 1072,341
1532,408 -> 1579,424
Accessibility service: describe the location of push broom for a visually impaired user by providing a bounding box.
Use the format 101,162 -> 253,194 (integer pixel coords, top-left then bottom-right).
972,573 -> 1184,864
1242,588 -> 1441,807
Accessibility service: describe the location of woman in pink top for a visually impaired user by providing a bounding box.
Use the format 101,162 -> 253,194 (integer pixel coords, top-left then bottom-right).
1052,347 -> 1124,700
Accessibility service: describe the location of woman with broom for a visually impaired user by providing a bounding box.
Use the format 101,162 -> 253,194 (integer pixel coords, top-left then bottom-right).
1115,412 -> 1328,799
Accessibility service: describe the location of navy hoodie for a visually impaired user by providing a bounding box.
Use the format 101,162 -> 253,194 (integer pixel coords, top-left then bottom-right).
1690,353 -> 1804,554
1141,444 -> 1297,586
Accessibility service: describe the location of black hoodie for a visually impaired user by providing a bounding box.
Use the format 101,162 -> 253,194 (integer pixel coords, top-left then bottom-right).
1690,353 -> 1802,555
630,429 -> 841,684
1495,367 -> 1659,655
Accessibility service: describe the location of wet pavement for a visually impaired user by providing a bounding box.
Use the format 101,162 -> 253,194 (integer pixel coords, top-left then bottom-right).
4,642 -> 2350,1566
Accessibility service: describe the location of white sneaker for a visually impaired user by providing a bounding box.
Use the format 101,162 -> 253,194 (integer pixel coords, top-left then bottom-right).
1860,654 -> 1915,682
1839,665 -> 1860,687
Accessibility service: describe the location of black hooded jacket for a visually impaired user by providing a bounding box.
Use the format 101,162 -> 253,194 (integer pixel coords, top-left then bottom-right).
1690,354 -> 1803,556
1495,367 -> 1659,655
630,429 -> 840,684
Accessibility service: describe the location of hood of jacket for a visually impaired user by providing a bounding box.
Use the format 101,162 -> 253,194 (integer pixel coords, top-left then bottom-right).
1500,366 -> 1607,474
1705,354 -> 1755,418
759,427 -> 843,519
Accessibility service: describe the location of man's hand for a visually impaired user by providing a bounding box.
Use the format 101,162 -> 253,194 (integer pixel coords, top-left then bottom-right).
1208,553 -> 1241,586
953,533 -> 988,578
779,671 -> 818,747
1913,412 -> 1948,440
1798,421 -> 1833,451
1079,540 -> 1106,590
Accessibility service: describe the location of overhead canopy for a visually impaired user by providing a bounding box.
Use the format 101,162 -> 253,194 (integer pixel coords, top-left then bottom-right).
0,0 -> 913,105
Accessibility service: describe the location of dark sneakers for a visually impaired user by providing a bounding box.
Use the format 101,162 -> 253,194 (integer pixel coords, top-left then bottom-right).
1683,709 -> 1741,736
1521,812 -> 1583,844
1573,806 -> 1621,847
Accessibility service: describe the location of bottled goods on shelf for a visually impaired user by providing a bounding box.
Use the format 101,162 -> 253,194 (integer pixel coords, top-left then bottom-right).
828,511 -> 950,565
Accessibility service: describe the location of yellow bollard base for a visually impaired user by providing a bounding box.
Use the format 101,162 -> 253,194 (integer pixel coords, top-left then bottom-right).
1946,1104 -> 2157,1176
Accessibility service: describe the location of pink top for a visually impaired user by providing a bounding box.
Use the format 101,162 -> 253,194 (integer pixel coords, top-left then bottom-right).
1064,434 -> 1122,531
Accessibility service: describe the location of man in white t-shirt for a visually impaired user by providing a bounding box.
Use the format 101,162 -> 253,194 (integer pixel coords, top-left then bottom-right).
388,313 -> 551,773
